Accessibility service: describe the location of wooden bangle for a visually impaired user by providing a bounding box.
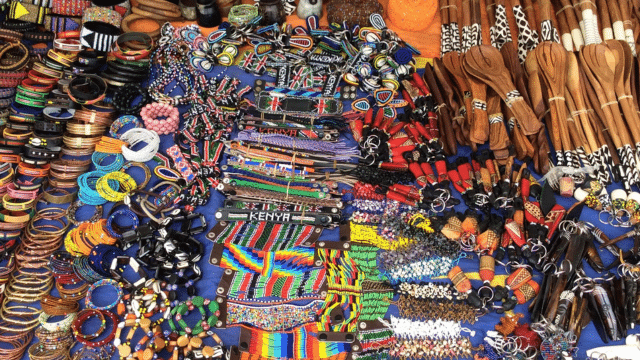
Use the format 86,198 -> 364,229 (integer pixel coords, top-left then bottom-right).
136,4 -> 182,18
130,7 -> 182,21
136,0 -> 181,12
121,14 -> 161,38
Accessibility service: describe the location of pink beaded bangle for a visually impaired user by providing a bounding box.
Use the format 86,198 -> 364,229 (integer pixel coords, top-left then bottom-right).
140,102 -> 180,136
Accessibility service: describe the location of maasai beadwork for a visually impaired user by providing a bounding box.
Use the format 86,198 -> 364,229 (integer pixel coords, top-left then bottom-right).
226,268 -> 326,300
226,299 -> 322,331
218,244 -> 318,277
210,221 -> 317,251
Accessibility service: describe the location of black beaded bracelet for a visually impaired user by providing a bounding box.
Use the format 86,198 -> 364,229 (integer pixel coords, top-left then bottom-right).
112,83 -> 150,115
23,31 -> 55,42
2,19 -> 37,33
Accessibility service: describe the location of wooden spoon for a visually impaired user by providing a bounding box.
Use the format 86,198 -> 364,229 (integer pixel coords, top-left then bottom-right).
423,65 -> 458,155
553,3 -> 575,51
558,0 -> 584,49
565,52 -> 600,155
523,51 -> 547,119
443,52 -> 474,139
597,0 -> 613,40
463,45 -> 543,136
487,90 -> 511,161
579,44 -> 626,148
606,0 -> 625,40
535,42 -> 570,157
606,40 -> 640,145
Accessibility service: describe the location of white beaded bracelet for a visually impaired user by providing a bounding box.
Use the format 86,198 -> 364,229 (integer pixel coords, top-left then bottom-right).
383,316 -> 475,340
120,128 -> 160,162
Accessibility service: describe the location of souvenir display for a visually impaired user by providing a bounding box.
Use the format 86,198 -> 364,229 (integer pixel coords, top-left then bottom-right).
0,2 -> 639,360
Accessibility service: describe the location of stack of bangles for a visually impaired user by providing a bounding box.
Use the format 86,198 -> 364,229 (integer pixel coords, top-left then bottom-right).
64,220 -> 117,257
102,32 -> 152,87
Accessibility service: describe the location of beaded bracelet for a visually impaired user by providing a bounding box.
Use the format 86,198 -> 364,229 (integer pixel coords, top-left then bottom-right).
71,309 -> 106,341
85,279 -> 124,311
109,115 -> 142,139
112,84 -> 150,115
37,312 -> 77,332
140,102 -> 179,135
121,162 -> 151,190
91,152 -> 125,172
96,172 -> 137,202
105,208 -> 139,239
78,171 -> 112,206
120,128 -> 160,162
72,309 -> 119,347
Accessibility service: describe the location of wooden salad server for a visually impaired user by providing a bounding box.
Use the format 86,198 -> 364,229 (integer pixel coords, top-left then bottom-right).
583,43 -> 640,185
463,45 -> 549,173
580,44 -> 637,189
605,40 -> 640,151
536,42 -> 574,167
461,0 -> 490,146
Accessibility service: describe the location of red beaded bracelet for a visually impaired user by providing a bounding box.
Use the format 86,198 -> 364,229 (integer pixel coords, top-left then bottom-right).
72,309 -> 118,347
21,78 -> 54,93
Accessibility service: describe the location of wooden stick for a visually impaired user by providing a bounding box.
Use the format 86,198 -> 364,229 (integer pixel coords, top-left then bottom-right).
558,0 -> 584,49
598,0 -> 614,41
605,0 -> 626,41
618,0 -> 637,55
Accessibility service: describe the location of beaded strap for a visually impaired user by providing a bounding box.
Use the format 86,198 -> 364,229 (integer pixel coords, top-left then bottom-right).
238,323 -> 350,359
227,268 -> 326,300
211,221 -> 316,251
316,247 -> 362,333
226,299 -> 322,331
218,244 -> 318,277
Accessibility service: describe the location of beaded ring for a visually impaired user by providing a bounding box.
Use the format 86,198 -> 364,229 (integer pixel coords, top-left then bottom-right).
85,279 -> 124,311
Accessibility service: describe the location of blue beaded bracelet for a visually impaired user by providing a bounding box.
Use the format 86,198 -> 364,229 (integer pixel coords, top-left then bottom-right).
105,208 -> 139,239
92,152 -> 125,172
